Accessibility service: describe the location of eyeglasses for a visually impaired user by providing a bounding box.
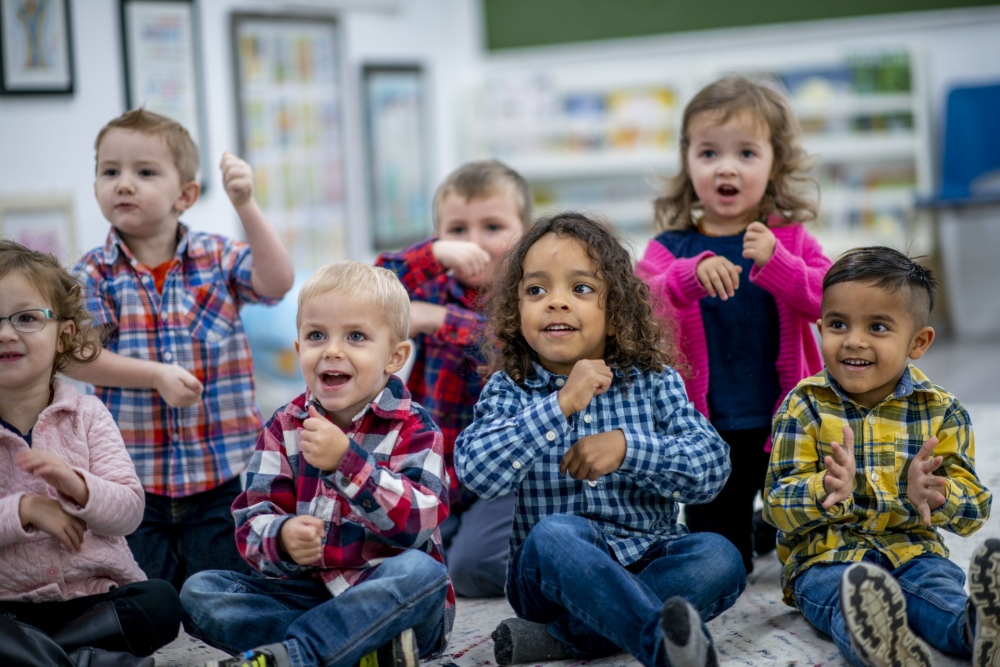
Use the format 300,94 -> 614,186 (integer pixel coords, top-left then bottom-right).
0,309 -> 61,333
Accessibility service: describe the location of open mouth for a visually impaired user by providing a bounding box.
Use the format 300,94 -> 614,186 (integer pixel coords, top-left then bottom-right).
717,184 -> 739,197
320,371 -> 350,388
544,324 -> 576,333
0,352 -> 23,360
842,359 -> 872,367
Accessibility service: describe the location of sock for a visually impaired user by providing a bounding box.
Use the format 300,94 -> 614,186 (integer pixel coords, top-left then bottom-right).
659,597 -> 718,667
491,618 -> 575,666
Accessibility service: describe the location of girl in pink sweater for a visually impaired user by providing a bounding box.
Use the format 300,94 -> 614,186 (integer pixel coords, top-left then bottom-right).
0,240 -> 180,666
636,77 -> 831,575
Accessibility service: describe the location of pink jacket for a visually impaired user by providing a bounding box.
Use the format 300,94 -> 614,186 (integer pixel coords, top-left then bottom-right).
636,222 -> 830,434
0,379 -> 146,602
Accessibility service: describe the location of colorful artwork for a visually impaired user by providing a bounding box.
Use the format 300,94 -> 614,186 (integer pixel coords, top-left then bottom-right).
0,196 -> 75,265
0,0 -> 74,94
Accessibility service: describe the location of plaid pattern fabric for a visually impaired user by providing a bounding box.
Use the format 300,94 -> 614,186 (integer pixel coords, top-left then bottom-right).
376,239 -> 485,508
233,376 -> 454,642
455,363 -> 731,568
763,364 -> 993,606
73,224 -> 277,497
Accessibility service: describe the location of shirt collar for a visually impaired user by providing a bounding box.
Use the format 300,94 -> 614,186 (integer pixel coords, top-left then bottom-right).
811,364 -> 936,409
100,222 -> 205,265
297,376 -> 412,426
522,361 -> 632,390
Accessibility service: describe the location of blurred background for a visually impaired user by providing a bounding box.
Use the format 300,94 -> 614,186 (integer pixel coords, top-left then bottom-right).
1,0 -> 998,414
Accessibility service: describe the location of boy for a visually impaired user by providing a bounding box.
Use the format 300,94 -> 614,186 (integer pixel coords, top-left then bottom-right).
376,160 -> 529,597
71,109 -> 295,589
180,262 -> 454,667
763,246 -> 999,667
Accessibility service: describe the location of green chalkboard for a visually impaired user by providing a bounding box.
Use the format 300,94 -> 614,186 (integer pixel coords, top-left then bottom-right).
483,0 -> 1000,51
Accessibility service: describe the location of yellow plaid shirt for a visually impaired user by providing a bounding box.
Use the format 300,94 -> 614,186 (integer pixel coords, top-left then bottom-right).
763,364 -> 992,606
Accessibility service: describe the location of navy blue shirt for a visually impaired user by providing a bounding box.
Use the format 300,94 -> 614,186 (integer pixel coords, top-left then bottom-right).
0,416 -> 31,446
655,229 -> 781,431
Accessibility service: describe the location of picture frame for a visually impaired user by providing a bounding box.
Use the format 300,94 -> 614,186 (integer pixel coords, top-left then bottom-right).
0,194 -> 75,264
120,0 -> 208,187
0,0 -> 74,95
362,63 -> 432,250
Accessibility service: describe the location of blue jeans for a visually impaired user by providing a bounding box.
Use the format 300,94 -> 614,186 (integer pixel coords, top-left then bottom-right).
793,552 -> 973,667
506,514 -> 746,667
180,550 -> 449,667
441,493 -> 515,598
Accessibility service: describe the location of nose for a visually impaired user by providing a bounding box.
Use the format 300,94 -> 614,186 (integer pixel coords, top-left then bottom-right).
545,289 -> 571,311
323,339 -> 345,359
844,329 -> 867,349
467,226 -> 484,248
715,158 -> 737,177
116,173 -> 135,194
0,318 -> 18,339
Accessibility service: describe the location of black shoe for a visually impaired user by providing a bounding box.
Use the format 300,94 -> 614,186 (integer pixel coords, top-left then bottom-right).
969,538 -> 1000,666
358,629 -> 419,667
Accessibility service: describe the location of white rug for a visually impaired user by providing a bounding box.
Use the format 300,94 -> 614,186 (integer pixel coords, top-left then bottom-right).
156,404 -> 1000,667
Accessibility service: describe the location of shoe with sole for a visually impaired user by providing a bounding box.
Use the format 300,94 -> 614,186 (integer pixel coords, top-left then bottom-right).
205,643 -> 290,667
970,538 -> 1000,666
659,596 -> 719,667
358,628 -> 419,667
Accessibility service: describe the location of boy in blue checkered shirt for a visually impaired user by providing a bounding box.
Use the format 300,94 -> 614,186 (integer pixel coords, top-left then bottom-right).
455,213 -> 745,667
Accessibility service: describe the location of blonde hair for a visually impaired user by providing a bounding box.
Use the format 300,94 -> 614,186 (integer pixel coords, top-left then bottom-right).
95,108 -> 200,184
297,262 -> 410,342
654,76 -> 817,231
433,160 -> 533,230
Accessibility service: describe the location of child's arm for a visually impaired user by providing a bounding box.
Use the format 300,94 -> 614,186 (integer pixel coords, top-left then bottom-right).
64,351 -> 203,408
636,240 -> 722,309
746,224 -> 832,320
220,152 -> 295,299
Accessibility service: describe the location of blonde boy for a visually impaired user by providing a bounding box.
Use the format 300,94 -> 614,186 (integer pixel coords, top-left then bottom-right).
72,109 -> 294,589
181,262 -> 454,667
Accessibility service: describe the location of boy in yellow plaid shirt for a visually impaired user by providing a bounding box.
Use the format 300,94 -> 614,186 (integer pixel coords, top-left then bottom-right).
763,246 -> 999,667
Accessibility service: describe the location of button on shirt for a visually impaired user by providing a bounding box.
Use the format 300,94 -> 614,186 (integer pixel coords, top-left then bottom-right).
455,363 -> 731,568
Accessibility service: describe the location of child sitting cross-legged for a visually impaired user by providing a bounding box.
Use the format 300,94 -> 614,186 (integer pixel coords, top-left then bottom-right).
181,262 -> 454,667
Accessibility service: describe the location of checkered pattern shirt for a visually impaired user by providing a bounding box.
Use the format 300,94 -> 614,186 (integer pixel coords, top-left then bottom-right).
763,365 -> 992,606
73,224 -> 276,497
233,377 -> 454,643
455,363 -> 731,568
376,239 -> 485,509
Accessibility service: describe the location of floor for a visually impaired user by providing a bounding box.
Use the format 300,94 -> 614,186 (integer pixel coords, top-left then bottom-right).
155,337 -> 1000,667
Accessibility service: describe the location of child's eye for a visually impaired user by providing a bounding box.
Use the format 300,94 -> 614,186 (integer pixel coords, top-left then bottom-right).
741,149 -> 756,158
444,226 -> 466,236
307,331 -> 325,341
573,284 -> 595,294
869,323 -> 889,333
699,149 -> 716,159
15,311 -> 41,324
525,285 -> 546,296
139,169 -> 156,177
347,331 -> 367,342
486,223 -> 506,232
102,169 -> 119,177
828,320 -> 847,330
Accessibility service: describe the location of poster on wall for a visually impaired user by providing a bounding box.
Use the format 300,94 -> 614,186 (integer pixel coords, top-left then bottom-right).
0,195 -> 75,264
0,0 -> 74,95
363,64 -> 431,250
231,13 -> 347,270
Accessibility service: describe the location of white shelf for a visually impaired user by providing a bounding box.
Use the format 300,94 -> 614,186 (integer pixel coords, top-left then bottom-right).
536,199 -> 653,226
792,93 -> 915,118
803,134 -> 919,163
814,225 -> 933,261
506,149 -> 679,180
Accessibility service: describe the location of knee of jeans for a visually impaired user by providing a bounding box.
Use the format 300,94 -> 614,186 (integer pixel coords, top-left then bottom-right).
179,570 -> 234,608
392,550 -> 449,587
527,515 -> 592,552
696,533 -> 747,594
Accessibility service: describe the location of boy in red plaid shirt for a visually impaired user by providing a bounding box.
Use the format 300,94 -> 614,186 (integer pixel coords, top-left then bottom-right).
376,160 -> 530,598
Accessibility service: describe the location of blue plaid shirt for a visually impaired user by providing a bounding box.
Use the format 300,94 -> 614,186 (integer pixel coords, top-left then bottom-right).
455,363 -> 730,567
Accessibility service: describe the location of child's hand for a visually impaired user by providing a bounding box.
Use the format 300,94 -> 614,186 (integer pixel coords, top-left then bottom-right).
557,359 -> 613,418
822,425 -> 857,509
409,301 -> 448,337
560,430 -> 627,481
696,256 -> 742,300
220,151 -> 255,208
15,451 -> 88,506
432,240 -> 490,284
907,436 -> 947,526
155,363 -> 204,408
18,495 -> 86,552
742,222 -> 777,267
278,515 -> 325,565
301,405 -> 350,471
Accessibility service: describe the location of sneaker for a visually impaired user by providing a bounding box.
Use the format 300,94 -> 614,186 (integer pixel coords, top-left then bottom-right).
205,644 -> 289,667
659,596 -> 719,667
840,562 -> 933,667
970,538 -> 1000,666
358,628 -> 419,667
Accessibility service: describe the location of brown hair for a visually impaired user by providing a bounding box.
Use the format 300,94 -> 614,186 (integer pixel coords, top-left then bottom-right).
0,239 -> 100,373
654,76 -> 817,231
433,160 -> 533,230
95,108 -> 200,184
483,212 -> 674,385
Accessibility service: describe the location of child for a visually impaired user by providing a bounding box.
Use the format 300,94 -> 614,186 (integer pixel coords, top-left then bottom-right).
456,213 -> 745,667
180,262 -> 454,667
636,76 -> 832,573
763,246 -> 998,667
376,159 -> 530,597
71,109 -> 295,589
0,240 -> 182,665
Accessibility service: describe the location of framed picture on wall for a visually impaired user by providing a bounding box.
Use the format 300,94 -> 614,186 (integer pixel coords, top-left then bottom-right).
231,12 -> 349,269
120,0 -> 208,187
363,64 -> 432,250
0,195 -> 75,264
0,0 -> 74,95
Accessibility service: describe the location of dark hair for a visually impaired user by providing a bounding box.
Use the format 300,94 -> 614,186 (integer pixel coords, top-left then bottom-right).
0,239 -> 101,373
483,212 -> 674,385
433,159 -> 533,229
823,246 -> 937,324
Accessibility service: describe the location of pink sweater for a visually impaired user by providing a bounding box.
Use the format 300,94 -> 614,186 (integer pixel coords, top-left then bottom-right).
0,379 -> 146,602
636,223 -> 830,433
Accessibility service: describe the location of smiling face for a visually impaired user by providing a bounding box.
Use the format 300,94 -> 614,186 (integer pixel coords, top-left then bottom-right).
518,233 -> 612,377
437,190 -> 524,288
686,109 -> 774,235
295,290 -> 410,429
820,281 -> 935,409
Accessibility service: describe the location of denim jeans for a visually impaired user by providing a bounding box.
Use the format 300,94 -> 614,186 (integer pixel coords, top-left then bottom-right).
180,550 -> 449,667
506,514 -> 746,667
793,552 -> 972,667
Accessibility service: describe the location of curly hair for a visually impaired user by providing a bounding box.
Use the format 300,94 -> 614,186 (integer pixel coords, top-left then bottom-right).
654,76 -> 818,231
483,212 -> 674,385
0,239 -> 101,374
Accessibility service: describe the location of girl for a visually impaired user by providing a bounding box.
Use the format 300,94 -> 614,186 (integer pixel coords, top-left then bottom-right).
455,213 -> 745,667
0,239 -> 181,667
636,76 -> 831,574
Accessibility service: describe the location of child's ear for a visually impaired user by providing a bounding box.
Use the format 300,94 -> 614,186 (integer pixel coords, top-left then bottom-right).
56,320 -> 76,353
385,339 -> 411,375
907,325 -> 935,360
173,180 -> 201,213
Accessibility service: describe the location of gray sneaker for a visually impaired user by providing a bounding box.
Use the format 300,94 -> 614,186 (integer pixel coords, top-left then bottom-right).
840,562 -> 933,667
970,538 -> 1000,666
